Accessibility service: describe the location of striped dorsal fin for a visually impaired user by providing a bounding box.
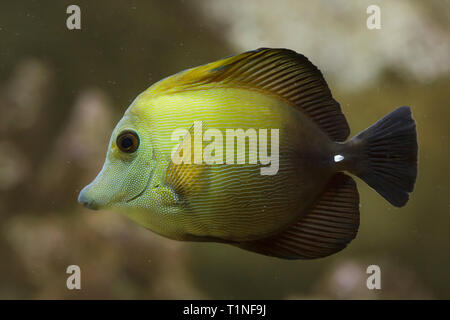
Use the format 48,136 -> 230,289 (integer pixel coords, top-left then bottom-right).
147,48 -> 350,141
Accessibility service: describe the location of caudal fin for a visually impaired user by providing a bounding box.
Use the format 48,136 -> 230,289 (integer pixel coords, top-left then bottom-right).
348,106 -> 418,207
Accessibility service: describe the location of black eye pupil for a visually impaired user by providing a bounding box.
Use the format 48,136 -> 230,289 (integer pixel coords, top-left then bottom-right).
116,131 -> 139,153
121,137 -> 133,149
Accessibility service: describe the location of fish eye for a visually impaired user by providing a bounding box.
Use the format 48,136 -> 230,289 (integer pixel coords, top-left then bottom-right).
116,130 -> 140,153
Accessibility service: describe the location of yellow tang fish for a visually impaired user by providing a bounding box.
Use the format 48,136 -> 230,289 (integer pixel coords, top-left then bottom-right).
78,48 -> 418,259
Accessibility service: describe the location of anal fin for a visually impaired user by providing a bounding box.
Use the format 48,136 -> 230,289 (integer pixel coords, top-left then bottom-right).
236,173 -> 360,259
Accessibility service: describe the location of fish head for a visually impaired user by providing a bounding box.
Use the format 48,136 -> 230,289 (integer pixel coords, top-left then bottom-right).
78,109 -> 157,211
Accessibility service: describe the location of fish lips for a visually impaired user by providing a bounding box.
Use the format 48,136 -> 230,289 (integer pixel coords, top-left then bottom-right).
78,162 -> 155,211
78,187 -> 100,210
77,165 -> 119,211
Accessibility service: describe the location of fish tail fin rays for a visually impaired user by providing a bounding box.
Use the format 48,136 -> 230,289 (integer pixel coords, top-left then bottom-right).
236,173 -> 359,259
347,106 -> 418,207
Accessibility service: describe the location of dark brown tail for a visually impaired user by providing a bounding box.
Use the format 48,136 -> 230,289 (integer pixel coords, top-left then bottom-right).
346,106 -> 418,207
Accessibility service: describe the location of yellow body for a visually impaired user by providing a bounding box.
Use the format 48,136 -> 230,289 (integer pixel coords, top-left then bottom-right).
78,47 -> 374,261
78,48 -> 418,259
119,87 -> 333,241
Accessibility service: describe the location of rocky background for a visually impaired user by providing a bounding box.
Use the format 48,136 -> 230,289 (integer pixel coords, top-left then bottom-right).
0,0 -> 448,299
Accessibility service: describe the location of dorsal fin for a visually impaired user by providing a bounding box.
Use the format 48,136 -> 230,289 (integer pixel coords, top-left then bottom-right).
148,48 -> 350,141
236,173 -> 360,259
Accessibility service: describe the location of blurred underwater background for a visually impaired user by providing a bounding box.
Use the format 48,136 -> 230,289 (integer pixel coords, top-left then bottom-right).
0,0 -> 449,299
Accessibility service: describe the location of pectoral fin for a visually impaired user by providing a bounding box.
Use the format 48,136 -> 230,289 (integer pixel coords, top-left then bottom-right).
236,173 -> 360,259
164,124 -> 209,201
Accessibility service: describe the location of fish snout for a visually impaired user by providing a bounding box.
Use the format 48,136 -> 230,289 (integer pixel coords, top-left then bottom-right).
78,188 -> 100,210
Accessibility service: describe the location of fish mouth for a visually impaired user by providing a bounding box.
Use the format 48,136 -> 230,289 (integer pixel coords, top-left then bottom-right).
125,167 -> 154,203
